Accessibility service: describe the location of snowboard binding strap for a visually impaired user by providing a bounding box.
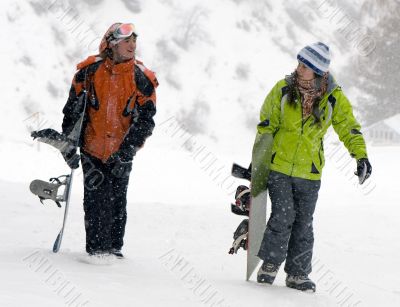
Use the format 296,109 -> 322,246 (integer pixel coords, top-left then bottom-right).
228,219 -> 249,254
30,175 -> 71,208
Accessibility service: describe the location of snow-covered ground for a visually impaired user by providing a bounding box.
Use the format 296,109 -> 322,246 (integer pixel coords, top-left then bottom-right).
1,144 -> 399,307
2,0 -> 400,306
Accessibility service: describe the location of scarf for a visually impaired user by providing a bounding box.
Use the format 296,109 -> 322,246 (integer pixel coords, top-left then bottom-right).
297,73 -> 328,118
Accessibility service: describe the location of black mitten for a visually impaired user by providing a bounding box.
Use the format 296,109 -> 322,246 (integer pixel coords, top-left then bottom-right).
106,147 -> 136,178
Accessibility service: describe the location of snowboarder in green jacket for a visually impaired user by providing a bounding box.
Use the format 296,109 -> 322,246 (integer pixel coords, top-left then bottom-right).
255,42 -> 372,292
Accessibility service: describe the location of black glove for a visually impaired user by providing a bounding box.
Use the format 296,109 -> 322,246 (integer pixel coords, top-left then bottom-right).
115,145 -> 137,163
355,158 -> 372,184
107,147 -> 136,178
62,148 -> 80,169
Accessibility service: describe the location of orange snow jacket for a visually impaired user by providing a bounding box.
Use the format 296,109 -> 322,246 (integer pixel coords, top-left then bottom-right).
62,55 -> 158,162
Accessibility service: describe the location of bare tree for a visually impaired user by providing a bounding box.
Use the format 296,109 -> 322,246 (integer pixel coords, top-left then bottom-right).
348,0 -> 400,124
173,6 -> 209,50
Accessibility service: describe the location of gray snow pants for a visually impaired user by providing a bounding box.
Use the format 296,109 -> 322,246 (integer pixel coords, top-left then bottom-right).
257,171 -> 321,276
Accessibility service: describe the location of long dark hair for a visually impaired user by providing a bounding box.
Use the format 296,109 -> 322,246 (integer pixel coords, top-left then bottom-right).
286,71 -> 325,126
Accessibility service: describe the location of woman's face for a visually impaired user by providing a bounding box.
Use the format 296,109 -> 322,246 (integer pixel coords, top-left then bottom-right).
111,35 -> 136,63
296,62 -> 315,80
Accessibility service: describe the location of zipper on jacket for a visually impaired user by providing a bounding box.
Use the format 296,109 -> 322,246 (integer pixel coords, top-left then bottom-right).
318,139 -> 323,166
290,82 -> 338,176
290,95 -> 303,176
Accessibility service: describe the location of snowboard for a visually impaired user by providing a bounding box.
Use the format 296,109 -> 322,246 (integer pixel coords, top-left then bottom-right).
53,170 -> 74,253
246,133 -> 273,281
30,128 -> 78,253
29,77 -> 87,254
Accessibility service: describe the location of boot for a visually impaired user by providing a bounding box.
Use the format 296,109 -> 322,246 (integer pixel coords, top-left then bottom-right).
257,262 -> 280,284
286,274 -> 316,292
111,248 -> 124,259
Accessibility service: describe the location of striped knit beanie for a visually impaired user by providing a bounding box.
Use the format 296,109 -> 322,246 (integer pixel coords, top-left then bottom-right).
297,42 -> 331,76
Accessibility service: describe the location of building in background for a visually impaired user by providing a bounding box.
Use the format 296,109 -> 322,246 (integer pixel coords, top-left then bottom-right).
363,114 -> 400,145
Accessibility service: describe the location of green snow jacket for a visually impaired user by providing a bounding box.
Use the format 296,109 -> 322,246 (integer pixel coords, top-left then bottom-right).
257,74 -> 367,180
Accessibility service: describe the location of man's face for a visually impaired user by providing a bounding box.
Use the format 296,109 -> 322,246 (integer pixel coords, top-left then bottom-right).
111,35 -> 137,63
296,62 -> 315,80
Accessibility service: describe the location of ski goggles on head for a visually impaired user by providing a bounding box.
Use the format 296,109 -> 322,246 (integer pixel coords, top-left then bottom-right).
107,23 -> 137,42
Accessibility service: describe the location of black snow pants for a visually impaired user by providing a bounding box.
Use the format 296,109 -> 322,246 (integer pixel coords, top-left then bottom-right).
81,151 -> 132,254
257,170 -> 321,276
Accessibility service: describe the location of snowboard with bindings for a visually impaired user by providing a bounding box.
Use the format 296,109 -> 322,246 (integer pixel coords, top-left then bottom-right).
229,133 -> 273,281
29,131 -> 76,253
29,77 -> 88,253
247,133 -> 273,280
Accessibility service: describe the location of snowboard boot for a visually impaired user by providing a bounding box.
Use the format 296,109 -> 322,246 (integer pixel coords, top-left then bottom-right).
111,249 -> 124,259
286,274 -> 316,293
257,262 -> 280,284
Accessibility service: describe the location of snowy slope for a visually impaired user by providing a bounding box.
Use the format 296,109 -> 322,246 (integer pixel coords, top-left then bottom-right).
1,146 -> 400,307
